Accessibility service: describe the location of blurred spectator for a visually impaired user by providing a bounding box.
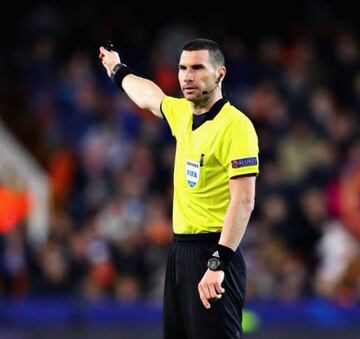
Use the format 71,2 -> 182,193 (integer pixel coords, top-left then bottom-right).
314,220 -> 359,305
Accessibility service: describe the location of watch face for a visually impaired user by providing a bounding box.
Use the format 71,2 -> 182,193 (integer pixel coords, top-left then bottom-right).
208,257 -> 221,271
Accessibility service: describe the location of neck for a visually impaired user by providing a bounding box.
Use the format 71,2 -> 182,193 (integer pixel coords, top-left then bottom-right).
192,91 -> 223,115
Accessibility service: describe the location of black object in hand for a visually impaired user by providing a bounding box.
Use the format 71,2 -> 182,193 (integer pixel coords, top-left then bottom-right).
105,40 -> 114,51
209,298 -> 219,303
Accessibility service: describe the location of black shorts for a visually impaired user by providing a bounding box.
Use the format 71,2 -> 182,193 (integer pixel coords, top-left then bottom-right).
163,233 -> 246,339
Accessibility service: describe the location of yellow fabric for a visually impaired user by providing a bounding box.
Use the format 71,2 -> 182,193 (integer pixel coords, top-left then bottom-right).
161,96 -> 259,234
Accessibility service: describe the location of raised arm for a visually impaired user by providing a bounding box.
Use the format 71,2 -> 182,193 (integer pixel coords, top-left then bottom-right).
99,46 -> 165,118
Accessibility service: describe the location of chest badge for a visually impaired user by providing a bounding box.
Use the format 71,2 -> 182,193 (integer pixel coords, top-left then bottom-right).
186,160 -> 200,188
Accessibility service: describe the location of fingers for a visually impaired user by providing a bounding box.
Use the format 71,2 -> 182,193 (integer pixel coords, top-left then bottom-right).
200,294 -> 211,309
99,46 -> 113,60
99,47 -> 106,60
214,280 -> 225,294
198,282 -> 224,309
198,284 -> 211,309
98,47 -> 121,73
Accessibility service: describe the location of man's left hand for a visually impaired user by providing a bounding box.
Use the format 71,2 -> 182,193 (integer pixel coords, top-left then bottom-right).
198,269 -> 225,309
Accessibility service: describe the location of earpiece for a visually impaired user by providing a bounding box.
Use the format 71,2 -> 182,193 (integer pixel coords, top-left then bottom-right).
201,74 -> 223,96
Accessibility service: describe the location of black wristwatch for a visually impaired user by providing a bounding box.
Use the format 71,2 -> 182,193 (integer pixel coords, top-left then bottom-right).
207,257 -> 225,271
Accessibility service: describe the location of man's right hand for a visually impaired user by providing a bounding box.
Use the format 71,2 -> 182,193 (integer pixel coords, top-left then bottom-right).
98,46 -> 165,119
99,46 -> 121,78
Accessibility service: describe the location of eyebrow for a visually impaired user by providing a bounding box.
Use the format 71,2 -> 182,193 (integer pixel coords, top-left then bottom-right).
178,63 -> 205,69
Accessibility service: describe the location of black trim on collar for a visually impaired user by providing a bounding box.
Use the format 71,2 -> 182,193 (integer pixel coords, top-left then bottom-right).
192,98 -> 228,131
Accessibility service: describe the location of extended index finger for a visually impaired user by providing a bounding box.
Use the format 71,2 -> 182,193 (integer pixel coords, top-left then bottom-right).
99,46 -> 107,54
198,284 -> 211,309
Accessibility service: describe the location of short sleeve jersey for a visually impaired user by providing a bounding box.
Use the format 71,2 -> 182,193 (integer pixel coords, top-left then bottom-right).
161,96 -> 259,234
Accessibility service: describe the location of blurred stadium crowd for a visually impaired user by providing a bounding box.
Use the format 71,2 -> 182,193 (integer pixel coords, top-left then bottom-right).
0,2 -> 359,306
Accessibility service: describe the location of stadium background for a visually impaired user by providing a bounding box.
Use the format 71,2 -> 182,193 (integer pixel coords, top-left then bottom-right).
0,1 -> 359,338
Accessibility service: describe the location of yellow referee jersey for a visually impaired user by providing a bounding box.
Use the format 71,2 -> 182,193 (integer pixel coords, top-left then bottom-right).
161,97 -> 259,234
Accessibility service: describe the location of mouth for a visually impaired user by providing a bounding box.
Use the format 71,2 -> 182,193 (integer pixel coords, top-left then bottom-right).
183,87 -> 198,94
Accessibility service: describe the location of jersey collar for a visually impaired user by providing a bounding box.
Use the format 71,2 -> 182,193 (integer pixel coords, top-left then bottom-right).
192,98 -> 228,131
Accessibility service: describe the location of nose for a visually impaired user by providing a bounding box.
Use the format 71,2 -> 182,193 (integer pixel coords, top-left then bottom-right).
183,70 -> 194,82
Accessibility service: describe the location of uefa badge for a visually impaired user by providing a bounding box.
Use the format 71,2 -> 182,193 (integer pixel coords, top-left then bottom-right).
186,160 -> 200,188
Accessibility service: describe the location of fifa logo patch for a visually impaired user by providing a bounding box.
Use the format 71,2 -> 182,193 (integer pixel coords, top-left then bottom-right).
186,160 -> 200,188
231,157 -> 257,168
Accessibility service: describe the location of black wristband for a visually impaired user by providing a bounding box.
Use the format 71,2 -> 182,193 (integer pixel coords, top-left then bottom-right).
111,63 -> 134,91
210,244 -> 235,269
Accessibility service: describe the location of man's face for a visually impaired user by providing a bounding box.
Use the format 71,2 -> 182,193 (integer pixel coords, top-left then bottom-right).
178,50 -> 218,102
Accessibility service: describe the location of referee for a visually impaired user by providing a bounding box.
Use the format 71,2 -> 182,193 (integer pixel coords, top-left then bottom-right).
100,38 -> 259,339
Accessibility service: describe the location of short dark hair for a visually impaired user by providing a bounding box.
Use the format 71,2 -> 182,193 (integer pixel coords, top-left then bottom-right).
182,38 -> 225,67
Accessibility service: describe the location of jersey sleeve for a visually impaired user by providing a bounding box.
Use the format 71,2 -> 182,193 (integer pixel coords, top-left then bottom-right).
217,115 -> 259,178
160,96 -> 189,138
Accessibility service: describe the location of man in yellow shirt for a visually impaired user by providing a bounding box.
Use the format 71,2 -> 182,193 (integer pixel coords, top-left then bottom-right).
100,38 -> 259,339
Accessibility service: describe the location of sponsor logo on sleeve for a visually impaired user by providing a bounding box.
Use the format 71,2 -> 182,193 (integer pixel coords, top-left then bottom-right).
231,157 -> 257,168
